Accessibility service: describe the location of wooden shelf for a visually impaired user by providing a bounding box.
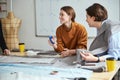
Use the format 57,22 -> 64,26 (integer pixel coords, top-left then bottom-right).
0,2 -> 7,4
0,10 -> 7,12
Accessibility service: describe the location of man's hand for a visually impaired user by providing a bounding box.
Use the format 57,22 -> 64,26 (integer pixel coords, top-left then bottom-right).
3,49 -> 10,55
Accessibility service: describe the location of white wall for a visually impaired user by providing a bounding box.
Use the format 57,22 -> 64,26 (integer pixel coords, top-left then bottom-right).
6,0 -> 118,50
7,0 -> 53,50
35,0 -> 119,37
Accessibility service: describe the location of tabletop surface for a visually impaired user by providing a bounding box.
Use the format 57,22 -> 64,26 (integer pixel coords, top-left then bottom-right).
0,52 -> 120,80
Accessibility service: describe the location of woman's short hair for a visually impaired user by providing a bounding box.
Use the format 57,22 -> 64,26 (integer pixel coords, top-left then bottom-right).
86,3 -> 108,21
61,6 -> 76,22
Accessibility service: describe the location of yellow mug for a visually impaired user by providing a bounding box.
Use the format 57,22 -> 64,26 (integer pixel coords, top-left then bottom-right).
106,57 -> 116,72
19,43 -> 25,53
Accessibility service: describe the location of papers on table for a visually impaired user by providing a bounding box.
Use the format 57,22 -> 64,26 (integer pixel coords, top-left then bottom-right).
10,50 -> 61,58
0,53 -> 94,80
0,56 -> 56,64
0,63 -> 93,80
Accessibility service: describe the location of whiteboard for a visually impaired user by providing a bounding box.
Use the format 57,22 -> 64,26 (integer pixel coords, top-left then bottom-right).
35,0 -> 119,37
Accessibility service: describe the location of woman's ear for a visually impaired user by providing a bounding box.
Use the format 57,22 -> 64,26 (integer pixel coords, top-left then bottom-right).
69,15 -> 72,20
92,16 -> 96,21
91,16 -> 96,21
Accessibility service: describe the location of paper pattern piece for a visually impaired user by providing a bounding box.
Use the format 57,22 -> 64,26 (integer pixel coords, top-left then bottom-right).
0,63 -> 93,80
0,56 -> 56,64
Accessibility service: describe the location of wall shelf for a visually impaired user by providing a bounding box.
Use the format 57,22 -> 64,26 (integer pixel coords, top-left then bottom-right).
0,0 -> 7,19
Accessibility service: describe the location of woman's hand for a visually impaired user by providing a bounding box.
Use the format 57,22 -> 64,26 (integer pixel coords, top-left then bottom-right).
48,36 -> 55,45
60,48 -> 71,57
48,36 -> 57,49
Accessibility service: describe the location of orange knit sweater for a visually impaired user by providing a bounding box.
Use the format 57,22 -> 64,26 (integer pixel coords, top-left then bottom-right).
55,22 -> 87,52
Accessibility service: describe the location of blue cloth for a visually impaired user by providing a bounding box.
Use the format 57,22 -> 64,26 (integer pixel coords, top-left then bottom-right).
0,63 -> 93,79
89,20 -> 120,60
95,51 -> 108,57
103,32 -> 120,60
